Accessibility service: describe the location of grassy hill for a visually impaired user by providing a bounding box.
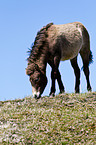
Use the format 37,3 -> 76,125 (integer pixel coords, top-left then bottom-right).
0,92 -> 96,144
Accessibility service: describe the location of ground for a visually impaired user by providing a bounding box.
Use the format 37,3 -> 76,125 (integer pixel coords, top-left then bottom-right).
0,92 -> 96,144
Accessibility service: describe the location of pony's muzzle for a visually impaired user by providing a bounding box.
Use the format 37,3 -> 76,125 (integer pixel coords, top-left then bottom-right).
34,92 -> 41,99
32,86 -> 41,99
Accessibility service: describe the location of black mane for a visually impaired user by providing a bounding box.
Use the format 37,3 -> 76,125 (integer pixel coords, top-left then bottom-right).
27,23 -> 53,63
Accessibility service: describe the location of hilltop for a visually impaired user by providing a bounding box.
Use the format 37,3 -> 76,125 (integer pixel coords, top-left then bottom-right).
0,92 -> 96,144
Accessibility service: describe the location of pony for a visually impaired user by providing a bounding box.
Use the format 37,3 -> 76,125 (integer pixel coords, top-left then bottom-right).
26,22 -> 93,99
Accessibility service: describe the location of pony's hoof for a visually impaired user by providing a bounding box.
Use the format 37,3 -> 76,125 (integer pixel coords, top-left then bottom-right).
87,86 -> 92,92
49,93 -> 55,98
59,91 -> 65,95
34,94 -> 41,99
75,88 -> 80,93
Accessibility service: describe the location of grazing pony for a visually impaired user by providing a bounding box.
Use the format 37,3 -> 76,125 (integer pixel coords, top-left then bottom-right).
26,22 -> 93,99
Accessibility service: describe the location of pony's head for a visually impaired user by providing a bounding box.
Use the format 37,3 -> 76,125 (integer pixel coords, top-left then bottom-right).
26,63 -> 47,99
26,23 -> 53,98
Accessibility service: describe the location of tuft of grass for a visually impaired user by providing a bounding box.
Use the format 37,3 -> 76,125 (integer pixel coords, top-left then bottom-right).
0,92 -> 96,144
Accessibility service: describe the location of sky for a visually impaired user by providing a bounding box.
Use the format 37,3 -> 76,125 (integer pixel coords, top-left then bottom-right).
0,0 -> 96,101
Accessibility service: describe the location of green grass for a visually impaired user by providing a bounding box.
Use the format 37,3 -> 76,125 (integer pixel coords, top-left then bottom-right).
0,92 -> 96,144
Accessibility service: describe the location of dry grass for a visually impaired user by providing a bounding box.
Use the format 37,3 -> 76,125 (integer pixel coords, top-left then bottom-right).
0,92 -> 96,144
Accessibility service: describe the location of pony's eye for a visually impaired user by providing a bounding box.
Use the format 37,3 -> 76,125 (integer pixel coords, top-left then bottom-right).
35,78 -> 39,82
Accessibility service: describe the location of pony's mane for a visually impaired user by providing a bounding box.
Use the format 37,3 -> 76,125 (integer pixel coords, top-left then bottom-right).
28,23 -> 53,63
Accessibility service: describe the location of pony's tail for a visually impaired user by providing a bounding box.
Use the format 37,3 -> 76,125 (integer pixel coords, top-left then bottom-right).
89,50 -> 93,65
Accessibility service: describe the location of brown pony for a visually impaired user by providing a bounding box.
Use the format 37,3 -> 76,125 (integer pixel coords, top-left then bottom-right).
26,22 -> 93,99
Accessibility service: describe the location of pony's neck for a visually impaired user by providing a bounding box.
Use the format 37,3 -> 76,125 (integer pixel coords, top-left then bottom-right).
33,50 -> 48,74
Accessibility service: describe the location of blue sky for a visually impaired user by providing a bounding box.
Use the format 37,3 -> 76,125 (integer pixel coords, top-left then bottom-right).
0,0 -> 96,101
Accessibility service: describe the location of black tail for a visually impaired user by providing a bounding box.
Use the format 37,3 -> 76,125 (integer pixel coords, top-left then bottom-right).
89,50 -> 93,65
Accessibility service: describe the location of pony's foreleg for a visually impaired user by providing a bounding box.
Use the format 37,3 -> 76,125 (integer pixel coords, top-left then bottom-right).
57,70 -> 65,93
49,55 -> 64,96
70,57 -> 80,93
50,69 -> 65,96
50,69 -> 56,96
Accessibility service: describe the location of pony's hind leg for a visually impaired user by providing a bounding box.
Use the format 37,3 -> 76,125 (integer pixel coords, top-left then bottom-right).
70,56 -> 80,93
80,50 -> 92,91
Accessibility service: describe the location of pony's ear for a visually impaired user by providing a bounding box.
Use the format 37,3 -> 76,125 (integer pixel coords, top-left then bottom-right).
26,66 -> 34,76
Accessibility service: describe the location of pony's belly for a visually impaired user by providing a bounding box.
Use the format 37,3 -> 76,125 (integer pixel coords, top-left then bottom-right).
61,52 -> 78,61
61,45 -> 81,61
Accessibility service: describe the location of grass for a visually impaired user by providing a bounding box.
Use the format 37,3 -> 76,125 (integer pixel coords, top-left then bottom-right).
0,92 -> 96,144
